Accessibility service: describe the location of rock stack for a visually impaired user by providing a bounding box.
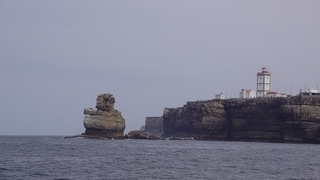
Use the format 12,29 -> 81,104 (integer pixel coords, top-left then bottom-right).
83,94 -> 125,139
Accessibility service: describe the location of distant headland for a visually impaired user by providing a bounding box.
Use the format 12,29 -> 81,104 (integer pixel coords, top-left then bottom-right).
67,68 -> 320,143
66,93 -> 320,144
158,96 -> 320,143
142,67 -> 320,143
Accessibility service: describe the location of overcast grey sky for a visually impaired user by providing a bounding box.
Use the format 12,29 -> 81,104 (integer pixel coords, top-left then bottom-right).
1,1 -> 319,135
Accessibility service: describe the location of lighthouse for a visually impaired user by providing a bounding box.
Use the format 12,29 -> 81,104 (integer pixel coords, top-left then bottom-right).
256,67 -> 271,97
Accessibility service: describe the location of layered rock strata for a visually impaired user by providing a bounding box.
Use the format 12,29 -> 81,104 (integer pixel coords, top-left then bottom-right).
83,94 -> 125,139
162,96 -> 320,143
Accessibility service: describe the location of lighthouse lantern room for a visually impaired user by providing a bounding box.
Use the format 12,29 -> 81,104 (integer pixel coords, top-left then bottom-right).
256,67 -> 271,97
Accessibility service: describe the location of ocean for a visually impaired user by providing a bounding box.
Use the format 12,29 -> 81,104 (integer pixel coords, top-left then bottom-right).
0,136 -> 319,180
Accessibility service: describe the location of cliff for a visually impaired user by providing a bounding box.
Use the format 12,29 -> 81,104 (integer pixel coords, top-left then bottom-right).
162,96 -> 320,143
82,94 -> 125,139
145,117 -> 163,133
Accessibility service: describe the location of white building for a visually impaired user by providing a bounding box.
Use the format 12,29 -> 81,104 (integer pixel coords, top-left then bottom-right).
215,93 -> 225,99
239,89 -> 256,98
256,67 -> 271,97
299,88 -> 320,96
265,92 -> 288,97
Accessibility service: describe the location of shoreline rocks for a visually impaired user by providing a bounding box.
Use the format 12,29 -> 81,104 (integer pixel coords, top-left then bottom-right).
124,130 -> 164,140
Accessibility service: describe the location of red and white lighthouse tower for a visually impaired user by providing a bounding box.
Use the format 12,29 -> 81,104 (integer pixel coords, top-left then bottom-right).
256,67 -> 271,97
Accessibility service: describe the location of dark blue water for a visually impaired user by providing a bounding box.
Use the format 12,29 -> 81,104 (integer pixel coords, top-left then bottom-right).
0,136 -> 319,180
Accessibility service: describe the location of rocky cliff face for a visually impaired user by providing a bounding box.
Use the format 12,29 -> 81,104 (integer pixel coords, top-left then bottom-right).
145,117 -> 163,133
83,94 -> 125,138
162,96 -> 320,143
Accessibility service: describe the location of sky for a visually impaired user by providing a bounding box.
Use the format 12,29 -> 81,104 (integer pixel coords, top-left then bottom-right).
1,1 -> 320,135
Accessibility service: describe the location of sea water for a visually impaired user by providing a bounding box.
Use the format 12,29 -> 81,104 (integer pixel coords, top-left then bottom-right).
0,136 -> 319,180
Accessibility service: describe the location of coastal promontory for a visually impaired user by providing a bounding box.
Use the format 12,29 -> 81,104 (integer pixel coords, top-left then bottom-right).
161,96 -> 320,143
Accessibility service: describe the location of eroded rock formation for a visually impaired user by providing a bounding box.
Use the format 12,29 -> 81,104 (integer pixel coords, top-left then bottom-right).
83,94 -> 125,138
162,96 -> 320,143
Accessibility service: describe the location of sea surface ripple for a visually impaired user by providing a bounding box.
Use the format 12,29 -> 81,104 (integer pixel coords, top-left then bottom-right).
0,136 -> 319,180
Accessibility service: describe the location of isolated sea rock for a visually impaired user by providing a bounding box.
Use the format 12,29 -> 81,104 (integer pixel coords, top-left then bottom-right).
83,94 -> 125,139
161,96 -> 320,143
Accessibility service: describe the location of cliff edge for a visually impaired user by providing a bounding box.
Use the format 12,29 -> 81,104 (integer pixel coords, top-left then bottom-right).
162,96 -> 320,143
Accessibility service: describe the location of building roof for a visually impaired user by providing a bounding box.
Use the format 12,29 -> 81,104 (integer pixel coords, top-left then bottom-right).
300,88 -> 320,93
266,92 -> 277,94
